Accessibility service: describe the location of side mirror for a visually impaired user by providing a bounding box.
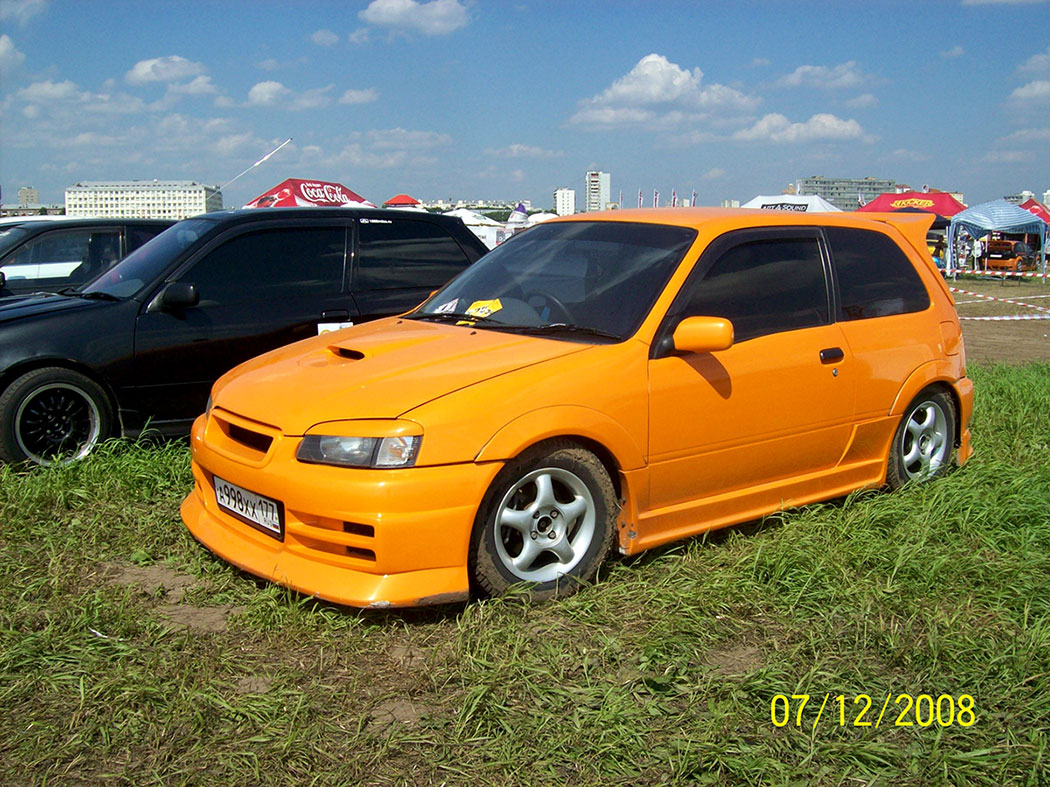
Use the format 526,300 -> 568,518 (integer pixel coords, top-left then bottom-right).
0,271 -> 6,289
671,316 -> 734,354
158,281 -> 199,310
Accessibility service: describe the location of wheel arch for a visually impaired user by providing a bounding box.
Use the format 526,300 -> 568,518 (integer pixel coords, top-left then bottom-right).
0,358 -> 122,433
889,362 -> 963,445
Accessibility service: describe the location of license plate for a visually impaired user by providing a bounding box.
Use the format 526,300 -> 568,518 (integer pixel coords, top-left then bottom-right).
214,476 -> 284,539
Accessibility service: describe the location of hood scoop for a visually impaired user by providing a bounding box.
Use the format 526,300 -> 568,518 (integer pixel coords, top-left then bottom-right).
329,346 -> 366,361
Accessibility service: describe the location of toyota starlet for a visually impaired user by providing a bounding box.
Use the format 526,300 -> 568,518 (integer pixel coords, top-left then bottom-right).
181,208 -> 973,608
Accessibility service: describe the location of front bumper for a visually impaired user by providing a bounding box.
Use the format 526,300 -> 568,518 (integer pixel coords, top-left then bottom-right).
181,412 -> 502,608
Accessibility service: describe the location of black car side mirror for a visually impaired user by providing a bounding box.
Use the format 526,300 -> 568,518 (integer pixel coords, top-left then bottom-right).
158,281 -> 199,310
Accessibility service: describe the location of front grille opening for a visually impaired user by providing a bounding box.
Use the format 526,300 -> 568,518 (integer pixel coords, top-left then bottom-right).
346,546 -> 377,561
343,522 -> 375,538
227,423 -> 273,454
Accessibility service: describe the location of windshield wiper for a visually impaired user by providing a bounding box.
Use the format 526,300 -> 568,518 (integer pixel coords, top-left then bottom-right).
69,290 -> 121,301
496,323 -> 621,341
407,311 -> 498,325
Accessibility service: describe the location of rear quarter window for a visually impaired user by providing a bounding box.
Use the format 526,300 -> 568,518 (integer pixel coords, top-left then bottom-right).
355,218 -> 473,290
826,227 -> 929,321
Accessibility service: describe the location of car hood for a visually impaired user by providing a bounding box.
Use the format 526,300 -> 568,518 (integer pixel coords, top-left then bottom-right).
0,292 -> 109,323
212,317 -> 591,434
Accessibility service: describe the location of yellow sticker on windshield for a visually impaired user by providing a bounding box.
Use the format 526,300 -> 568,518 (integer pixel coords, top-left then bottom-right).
465,299 -> 503,319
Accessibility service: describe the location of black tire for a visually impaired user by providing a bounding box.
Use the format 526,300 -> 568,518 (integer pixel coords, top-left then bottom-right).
886,390 -> 955,490
470,441 -> 617,601
0,367 -> 113,466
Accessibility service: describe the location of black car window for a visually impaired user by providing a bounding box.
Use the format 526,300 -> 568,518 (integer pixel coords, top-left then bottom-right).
0,228 -> 121,287
356,218 -> 472,290
678,236 -> 829,342
826,227 -> 929,321
180,227 -> 345,304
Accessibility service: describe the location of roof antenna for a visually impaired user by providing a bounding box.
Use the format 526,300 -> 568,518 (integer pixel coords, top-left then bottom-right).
219,138 -> 292,191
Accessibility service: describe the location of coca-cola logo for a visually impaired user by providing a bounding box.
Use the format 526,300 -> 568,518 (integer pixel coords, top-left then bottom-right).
299,182 -> 350,204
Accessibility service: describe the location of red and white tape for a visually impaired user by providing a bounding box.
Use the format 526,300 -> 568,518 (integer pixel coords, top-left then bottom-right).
951,270 -> 1048,279
960,314 -> 1050,321
949,287 -> 1050,314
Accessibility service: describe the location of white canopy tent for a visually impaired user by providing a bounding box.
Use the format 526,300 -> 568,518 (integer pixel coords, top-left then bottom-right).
947,199 -> 1048,274
741,194 -> 842,212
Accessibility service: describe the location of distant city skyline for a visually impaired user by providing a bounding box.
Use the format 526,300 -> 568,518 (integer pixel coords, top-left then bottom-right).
2,0 -> 1048,210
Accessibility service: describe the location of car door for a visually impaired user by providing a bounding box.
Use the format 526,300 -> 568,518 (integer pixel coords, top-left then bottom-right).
130,223 -> 353,426
350,216 -> 478,319
0,226 -> 123,293
646,228 -> 856,513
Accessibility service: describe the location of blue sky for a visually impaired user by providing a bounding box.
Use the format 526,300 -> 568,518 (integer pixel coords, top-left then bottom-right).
1,0 -> 1048,210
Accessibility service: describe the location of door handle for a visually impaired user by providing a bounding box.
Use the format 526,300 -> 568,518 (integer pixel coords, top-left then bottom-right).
819,347 -> 845,364
322,309 -> 350,320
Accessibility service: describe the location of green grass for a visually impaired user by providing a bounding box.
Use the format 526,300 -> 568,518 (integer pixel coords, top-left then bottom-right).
1,364 -> 1048,785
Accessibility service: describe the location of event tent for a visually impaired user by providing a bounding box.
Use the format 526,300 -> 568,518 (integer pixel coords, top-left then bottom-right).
383,193 -> 425,210
858,191 -> 966,217
741,194 -> 841,212
1021,198 -> 1050,224
946,199 -> 1048,272
244,178 -> 373,208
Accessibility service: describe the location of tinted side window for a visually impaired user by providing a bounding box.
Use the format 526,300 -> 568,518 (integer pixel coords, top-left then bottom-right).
356,218 -> 472,290
182,227 -> 344,305
1,229 -> 121,285
827,227 -> 929,321
681,237 -> 828,342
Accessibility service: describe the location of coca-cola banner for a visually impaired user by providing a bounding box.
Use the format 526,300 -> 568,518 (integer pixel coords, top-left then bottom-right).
244,178 -> 372,208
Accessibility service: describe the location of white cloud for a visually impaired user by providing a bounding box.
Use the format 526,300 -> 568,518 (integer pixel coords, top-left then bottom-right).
484,143 -> 563,158
18,78 -> 78,102
366,127 -> 451,150
732,113 -> 864,143
569,53 -> 759,129
0,0 -> 47,26
257,58 -> 281,71
941,45 -> 965,59
998,127 -> 1050,143
339,88 -> 378,104
1009,79 -> 1050,100
846,93 -> 878,108
349,28 -> 370,44
126,55 -> 206,85
1019,46 -> 1050,73
981,150 -> 1032,163
311,29 -> 339,46
168,75 -> 218,95
245,81 -> 334,110
702,168 -> 725,180
776,61 -> 874,90
0,33 -> 26,72
359,0 -> 470,35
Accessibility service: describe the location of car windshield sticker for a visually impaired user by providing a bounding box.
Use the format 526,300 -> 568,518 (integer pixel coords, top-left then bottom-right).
434,299 -> 461,314
465,299 -> 503,319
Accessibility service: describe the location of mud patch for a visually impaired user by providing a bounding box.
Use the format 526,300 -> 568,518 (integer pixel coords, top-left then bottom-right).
703,642 -> 764,676
235,675 -> 273,695
157,604 -> 245,633
388,644 -> 427,670
107,563 -> 196,602
367,697 -> 439,734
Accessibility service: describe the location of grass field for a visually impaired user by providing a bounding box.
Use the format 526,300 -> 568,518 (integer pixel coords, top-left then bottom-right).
1,363 -> 1048,785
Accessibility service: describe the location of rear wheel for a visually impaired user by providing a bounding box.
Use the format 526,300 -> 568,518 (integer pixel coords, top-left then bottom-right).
470,441 -> 617,601
0,367 -> 113,466
886,390 -> 955,489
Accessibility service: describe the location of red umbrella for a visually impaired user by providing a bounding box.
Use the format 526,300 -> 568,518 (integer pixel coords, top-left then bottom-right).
244,178 -> 372,208
858,191 -> 966,217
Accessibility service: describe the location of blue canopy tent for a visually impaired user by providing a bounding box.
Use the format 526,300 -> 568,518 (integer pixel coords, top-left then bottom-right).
947,199 -> 1048,275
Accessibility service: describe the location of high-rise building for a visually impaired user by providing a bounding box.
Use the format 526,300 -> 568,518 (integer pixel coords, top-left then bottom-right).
17,186 -> 39,206
584,171 -> 611,212
796,176 -> 897,211
65,180 -> 223,219
553,188 -> 576,216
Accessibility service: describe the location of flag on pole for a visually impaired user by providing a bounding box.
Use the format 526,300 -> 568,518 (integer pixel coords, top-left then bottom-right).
857,192 -> 866,208
653,189 -> 659,208
671,189 -> 678,208
691,190 -> 697,207
637,189 -> 643,208
618,190 -> 623,208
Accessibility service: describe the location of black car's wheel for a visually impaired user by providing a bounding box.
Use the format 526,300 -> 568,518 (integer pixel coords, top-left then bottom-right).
886,390 -> 955,489
470,441 -> 617,601
0,367 -> 113,466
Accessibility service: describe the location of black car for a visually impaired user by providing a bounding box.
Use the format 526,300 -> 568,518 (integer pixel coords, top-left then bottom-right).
0,218 -> 173,296
0,207 -> 489,465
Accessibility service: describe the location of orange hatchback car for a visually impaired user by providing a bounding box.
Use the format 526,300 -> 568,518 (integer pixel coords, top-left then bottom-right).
181,208 -> 973,608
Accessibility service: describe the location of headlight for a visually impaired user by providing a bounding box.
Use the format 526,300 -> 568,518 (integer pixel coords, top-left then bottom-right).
297,435 -> 421,468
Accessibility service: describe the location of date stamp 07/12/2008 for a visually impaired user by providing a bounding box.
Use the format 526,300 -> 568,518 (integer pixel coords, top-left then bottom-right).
770,694 -> 977,731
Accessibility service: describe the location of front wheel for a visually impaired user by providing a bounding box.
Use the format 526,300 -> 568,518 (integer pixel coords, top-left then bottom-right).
886,390 -> 955,489
0,367 -> 113,466
470,441 -> 617,601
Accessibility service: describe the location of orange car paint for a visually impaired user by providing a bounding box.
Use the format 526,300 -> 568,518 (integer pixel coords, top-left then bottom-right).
182,208 -> 973,607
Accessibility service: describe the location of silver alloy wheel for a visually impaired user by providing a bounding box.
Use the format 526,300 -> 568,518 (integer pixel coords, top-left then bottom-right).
492,466 -> 596,583
14,381 -> 103,466
899,399 -> 950,481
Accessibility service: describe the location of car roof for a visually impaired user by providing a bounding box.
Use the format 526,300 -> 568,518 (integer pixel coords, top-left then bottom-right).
193,206 -> 471,228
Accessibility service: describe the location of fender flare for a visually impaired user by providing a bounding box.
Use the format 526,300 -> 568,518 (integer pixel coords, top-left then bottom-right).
889,360 -> 962,417
474,405 -> 645,471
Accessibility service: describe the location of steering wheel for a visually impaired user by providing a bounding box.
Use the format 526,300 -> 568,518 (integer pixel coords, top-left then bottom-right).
525,290 -> 575,323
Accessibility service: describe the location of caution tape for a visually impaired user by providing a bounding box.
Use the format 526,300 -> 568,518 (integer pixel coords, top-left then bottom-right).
960,314 -> 1050,321
951,269 -> 1049,279
948,287 -> 1050,313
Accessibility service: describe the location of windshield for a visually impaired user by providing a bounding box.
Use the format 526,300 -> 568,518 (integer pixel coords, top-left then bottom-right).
411,221 -> 697,341
81,217 -> 220,299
